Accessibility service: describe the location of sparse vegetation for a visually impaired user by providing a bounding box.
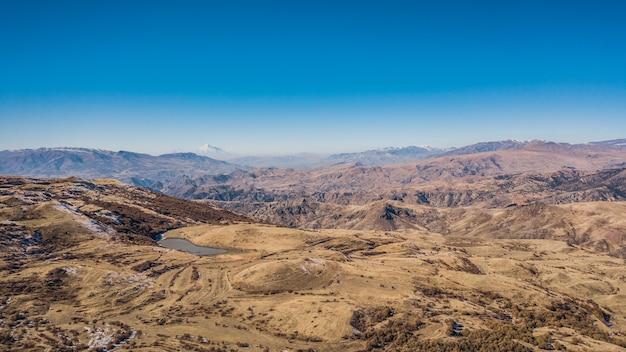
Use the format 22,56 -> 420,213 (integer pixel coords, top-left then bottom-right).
3,176 -> 626,351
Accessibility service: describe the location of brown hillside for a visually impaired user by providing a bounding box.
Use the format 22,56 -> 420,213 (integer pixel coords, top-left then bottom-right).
238,198 -> 626,258
201,167 -> 626,231
0,176 -> 255,240
164,147 -> 626,230
168,144 -> 626,198
3,177 -> 626,351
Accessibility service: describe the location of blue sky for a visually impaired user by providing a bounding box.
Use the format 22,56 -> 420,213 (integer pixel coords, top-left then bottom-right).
1,0 -> 625,156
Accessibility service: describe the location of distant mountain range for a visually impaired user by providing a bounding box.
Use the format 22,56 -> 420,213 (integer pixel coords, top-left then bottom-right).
1,139 -> 625,193
0,147 -> 250,189
324,145 -> 449,166
153,139 -> 626,228
588,138 -> 626,147
223,139 -> 626,168
228,153 -> 329,169
226,145 -> 449,168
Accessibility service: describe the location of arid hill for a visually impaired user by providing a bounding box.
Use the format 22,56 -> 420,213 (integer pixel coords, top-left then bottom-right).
224,198 -> 626,257
0,176 -> 254,238
163,142 -> 626,230
200,167 -> 626,221
168,140 -> 626,195
3,176 -> 626,351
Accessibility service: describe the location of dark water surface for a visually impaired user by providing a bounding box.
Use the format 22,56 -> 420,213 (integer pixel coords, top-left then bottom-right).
158,238 -> 228,256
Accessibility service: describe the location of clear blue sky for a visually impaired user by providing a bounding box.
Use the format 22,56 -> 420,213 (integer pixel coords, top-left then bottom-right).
1,0 -> 625,155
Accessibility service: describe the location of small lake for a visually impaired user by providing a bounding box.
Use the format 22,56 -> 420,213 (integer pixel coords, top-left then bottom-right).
158,238 -> 228,256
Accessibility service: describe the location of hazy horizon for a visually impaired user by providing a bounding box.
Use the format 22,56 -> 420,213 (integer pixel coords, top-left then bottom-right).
2,136 -> 625,159
2,1 -> 625,155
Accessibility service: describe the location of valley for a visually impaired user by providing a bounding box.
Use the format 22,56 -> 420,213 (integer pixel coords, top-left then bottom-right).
2,139 -> 626,351
167,142 -> 626,233
2,175 -> 626,351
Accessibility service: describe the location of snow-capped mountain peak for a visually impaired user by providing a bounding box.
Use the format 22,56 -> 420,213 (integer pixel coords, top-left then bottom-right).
198,144 -> 226,154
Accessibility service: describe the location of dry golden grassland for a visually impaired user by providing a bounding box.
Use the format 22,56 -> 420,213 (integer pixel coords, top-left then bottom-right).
3,222 -> 626,351
2,177 -> 626,351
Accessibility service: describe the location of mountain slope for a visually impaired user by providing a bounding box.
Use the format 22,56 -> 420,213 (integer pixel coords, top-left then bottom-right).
171,145 -> 626,218
0,176 -> 254,239
4,177 -> 626,351
0,148 -> 249,187
324,145 -> 446,166
228,153 -> 328,169
236,198 -> 626,257
441,139 -> 529,156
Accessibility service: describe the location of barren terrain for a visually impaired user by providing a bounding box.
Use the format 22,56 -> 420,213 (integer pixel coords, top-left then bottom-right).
166,142 -> 626,231
2,177 -> 626,351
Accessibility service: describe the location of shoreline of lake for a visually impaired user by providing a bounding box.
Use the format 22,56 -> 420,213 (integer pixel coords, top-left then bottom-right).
157,233 -> 228,256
